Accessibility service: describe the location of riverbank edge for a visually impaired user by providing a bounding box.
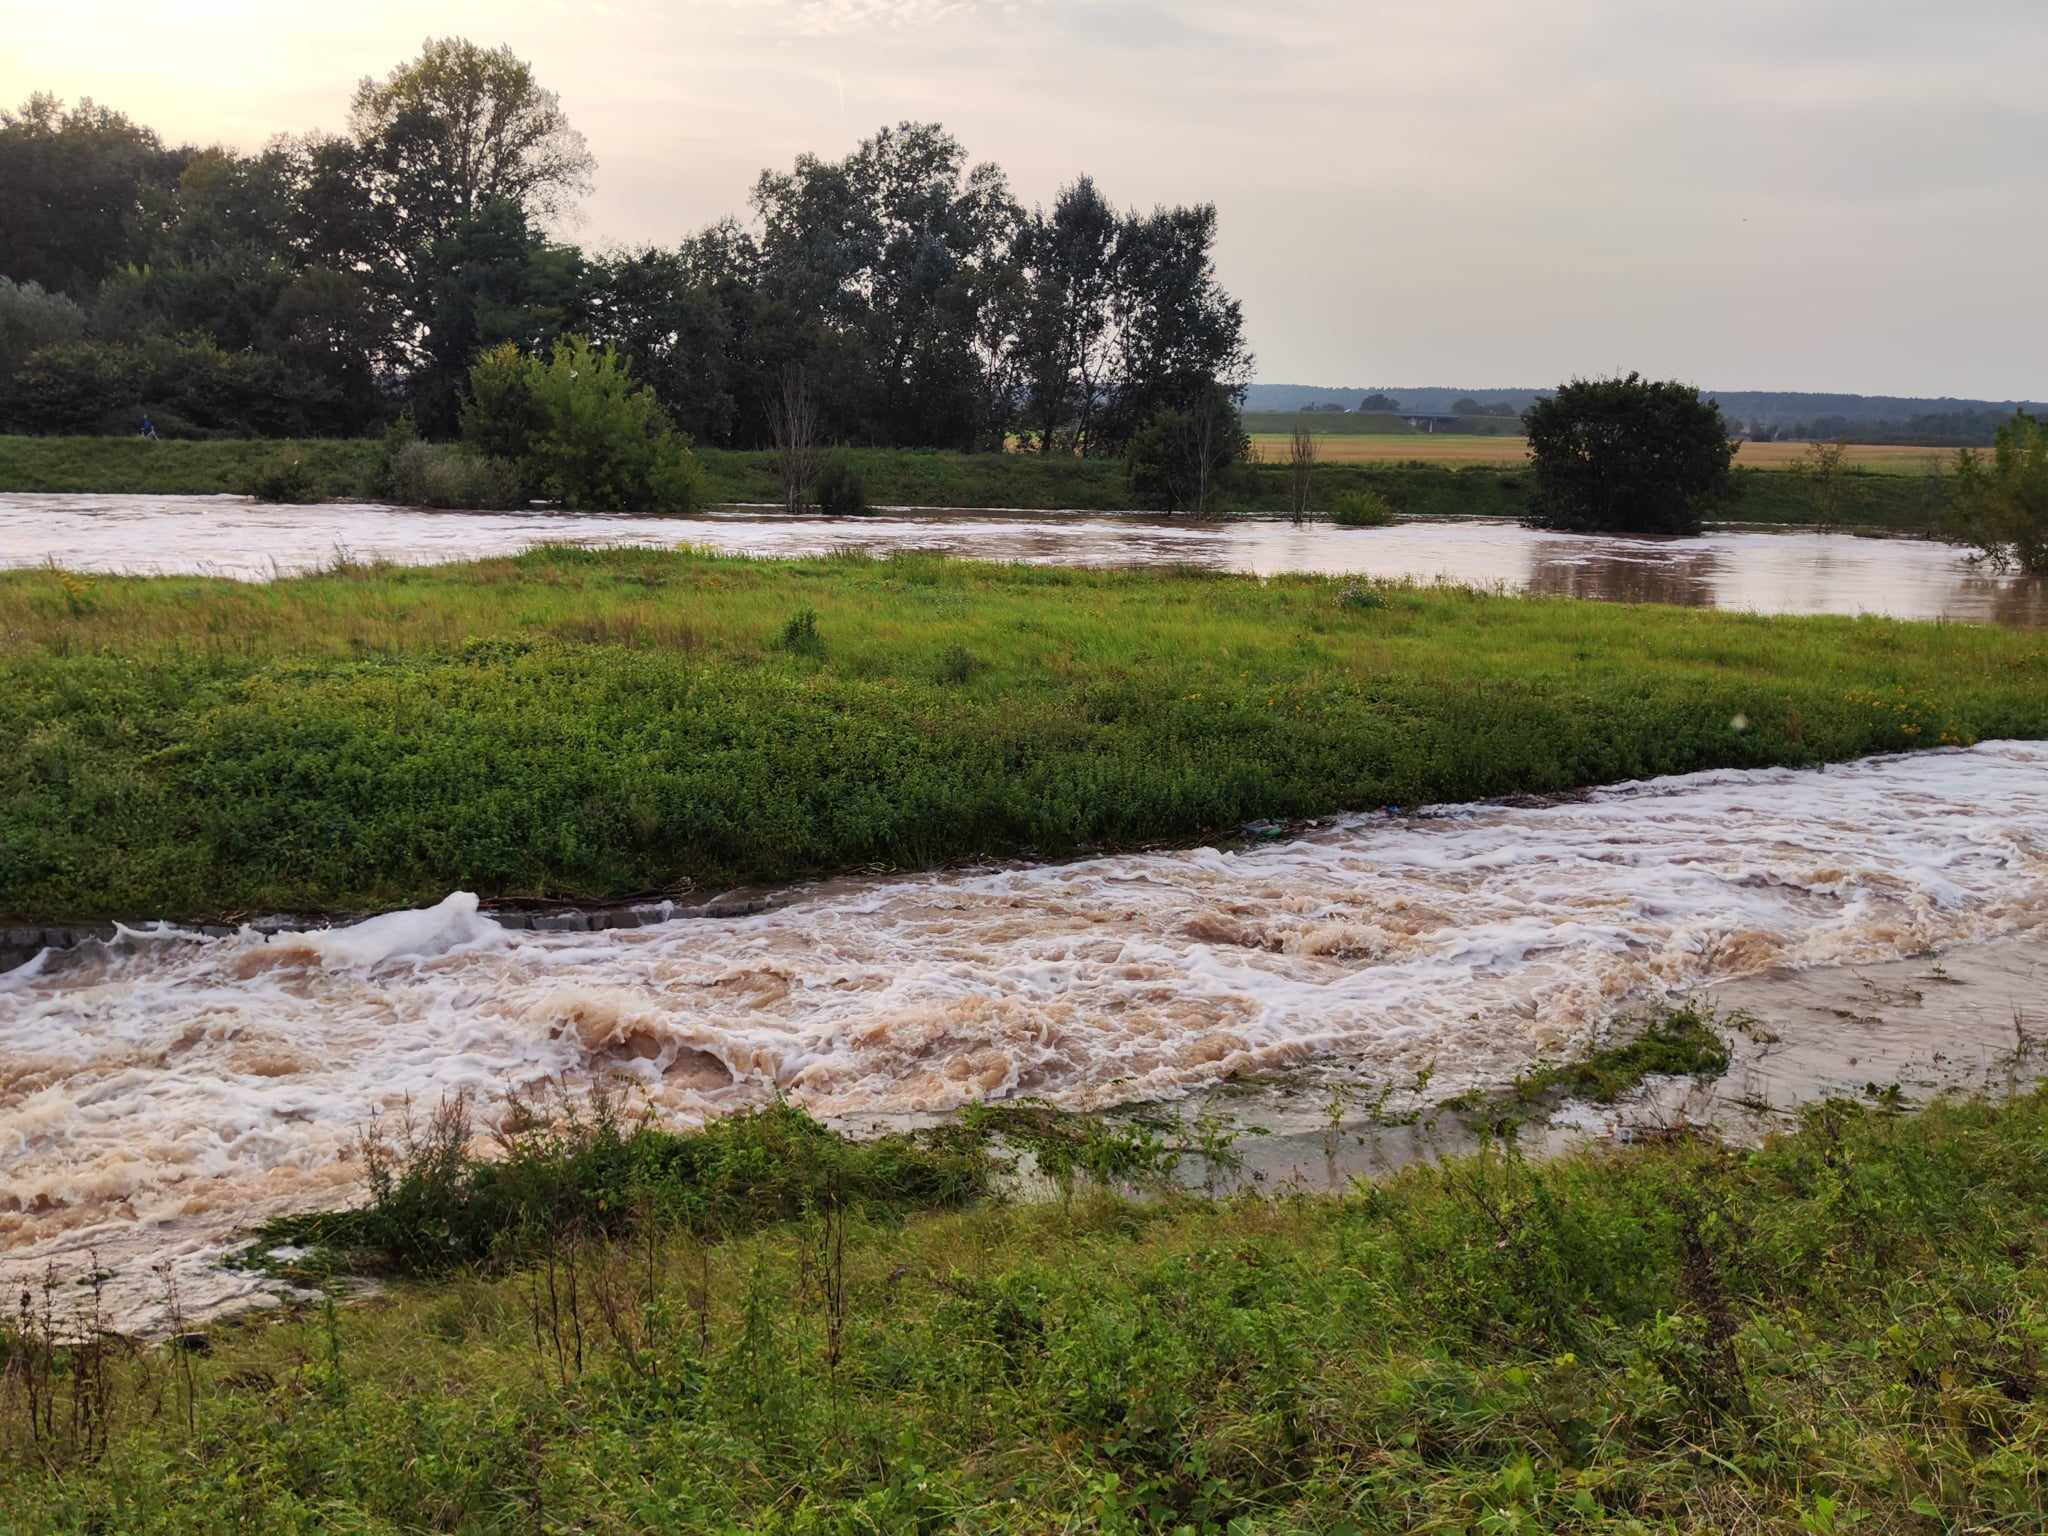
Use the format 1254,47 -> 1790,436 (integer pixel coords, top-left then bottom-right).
0,433 -> 1956,530
5,1081 -> 2043,1531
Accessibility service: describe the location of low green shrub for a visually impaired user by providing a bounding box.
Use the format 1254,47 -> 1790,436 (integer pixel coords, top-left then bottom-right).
776,605 -> 823,657
244,450 -> 322,504
1330,488 -> 1398,526
387,440 -> 525,510
935,642 -> 982,683
813,450 -> 869,515
261,1091 -> 992,1274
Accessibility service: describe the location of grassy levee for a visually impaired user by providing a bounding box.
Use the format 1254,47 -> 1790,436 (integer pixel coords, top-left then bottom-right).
0,435 -> 384,497
1,433 -> 1955,529
4,1088 -> 2046,1530
4,547 -> 2043,923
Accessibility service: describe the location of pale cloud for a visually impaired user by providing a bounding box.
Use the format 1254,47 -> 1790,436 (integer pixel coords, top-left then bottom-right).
778,0 -> 1037,36
4,0 -> 2043,397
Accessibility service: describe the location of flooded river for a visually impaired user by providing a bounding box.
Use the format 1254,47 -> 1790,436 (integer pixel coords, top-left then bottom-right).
5,742 -> 2045,1326
3,492 -> 2044,624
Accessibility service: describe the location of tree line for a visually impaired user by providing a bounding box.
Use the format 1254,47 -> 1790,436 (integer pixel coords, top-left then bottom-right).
0,38 -> 1251,457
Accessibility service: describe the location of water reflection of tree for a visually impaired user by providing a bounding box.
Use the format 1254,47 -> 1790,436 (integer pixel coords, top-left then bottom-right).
1523,542 -> 1719,608
1955,572 -> 2048,629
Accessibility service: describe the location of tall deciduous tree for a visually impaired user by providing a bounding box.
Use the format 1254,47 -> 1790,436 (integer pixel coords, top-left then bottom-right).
752,121 -> 1021,447
1097,202 -> 1251,454
1015,176 -> 1119,454
0,94 -> 185,295
349,38 -> 594,242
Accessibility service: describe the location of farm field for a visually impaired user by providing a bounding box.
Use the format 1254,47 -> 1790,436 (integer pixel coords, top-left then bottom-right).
1251,431 -> 1956,474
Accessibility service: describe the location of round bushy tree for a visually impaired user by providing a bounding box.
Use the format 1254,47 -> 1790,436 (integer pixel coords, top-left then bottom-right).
1524,373 -> 1735,535
462,337 -> 701,512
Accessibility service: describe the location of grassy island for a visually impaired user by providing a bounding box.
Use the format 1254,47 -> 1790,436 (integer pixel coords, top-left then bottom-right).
3,547 -> 2042,922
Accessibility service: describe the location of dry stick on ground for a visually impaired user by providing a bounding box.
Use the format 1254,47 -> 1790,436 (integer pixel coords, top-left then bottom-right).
768,364 -> 820,514
1288,425 -> 1318,523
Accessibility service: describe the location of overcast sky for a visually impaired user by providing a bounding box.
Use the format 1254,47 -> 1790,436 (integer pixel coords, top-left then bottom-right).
9,0 -> 2045,398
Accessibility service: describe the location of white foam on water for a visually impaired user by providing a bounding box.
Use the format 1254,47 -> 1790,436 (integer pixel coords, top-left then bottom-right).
3,742 -> 2046,1322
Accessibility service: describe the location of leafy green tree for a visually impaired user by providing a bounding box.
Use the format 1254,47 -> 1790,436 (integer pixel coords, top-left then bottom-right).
0,94 -> 184,296
1359,393 -> 1399,412
349,38 -> 594,241
1014,177 -> 1119,453
1948,411 -> 2048,574
326,40 -> 594,427
752,121 -> 1021,447
582,238 -> 744,445
1523,373 -> 1736,535
1097,202 -> 1252,454
463,337 -> 700,511
0,277 -> 85,382
1125,382 -> 1248,513
411,199 -> 584,433
0,334 -> 325,436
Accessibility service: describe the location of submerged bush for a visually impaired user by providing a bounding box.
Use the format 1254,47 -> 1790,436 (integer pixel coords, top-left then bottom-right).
1524,373 -> 1735,535
244,450 -> 322,504
1511,1005 -> 1733,1105
388,440 -> 525,510
813,450 -> 869,516
1330,489 -> 1397,527
1947,409 -> 2048,574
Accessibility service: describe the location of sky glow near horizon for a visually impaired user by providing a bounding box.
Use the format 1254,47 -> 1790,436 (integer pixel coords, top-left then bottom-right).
6,0 -> 2044,398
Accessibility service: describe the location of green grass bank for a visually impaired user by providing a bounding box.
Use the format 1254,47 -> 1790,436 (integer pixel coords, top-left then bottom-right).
4,548 -> 2043,922
5,1088 -> 2045,1532
0,434 -> 1955,530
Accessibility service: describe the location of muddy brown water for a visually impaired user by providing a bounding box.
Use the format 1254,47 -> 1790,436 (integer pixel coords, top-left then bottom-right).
3,493 -> 2045,624
4,743 -> 2045,1331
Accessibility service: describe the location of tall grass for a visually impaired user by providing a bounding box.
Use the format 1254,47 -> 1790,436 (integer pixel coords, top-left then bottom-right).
4,1088 -> 2046,1531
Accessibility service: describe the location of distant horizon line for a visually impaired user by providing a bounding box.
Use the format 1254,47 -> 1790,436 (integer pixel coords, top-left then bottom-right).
1253,383 -> 2045,406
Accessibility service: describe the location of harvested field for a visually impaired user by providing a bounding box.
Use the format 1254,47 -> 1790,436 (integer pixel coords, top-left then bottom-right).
1251,432 -> 1955,474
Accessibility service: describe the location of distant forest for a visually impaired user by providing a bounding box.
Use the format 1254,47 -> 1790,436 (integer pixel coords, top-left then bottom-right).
1247,385 -> 2046,446
0,39 -> 1249,454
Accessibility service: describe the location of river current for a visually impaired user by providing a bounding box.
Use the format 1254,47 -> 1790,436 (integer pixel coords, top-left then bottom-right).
5,742 -> 2045,1327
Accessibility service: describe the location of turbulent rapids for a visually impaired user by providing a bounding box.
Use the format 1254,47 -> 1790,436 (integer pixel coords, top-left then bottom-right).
4,742 -> 2047,1321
